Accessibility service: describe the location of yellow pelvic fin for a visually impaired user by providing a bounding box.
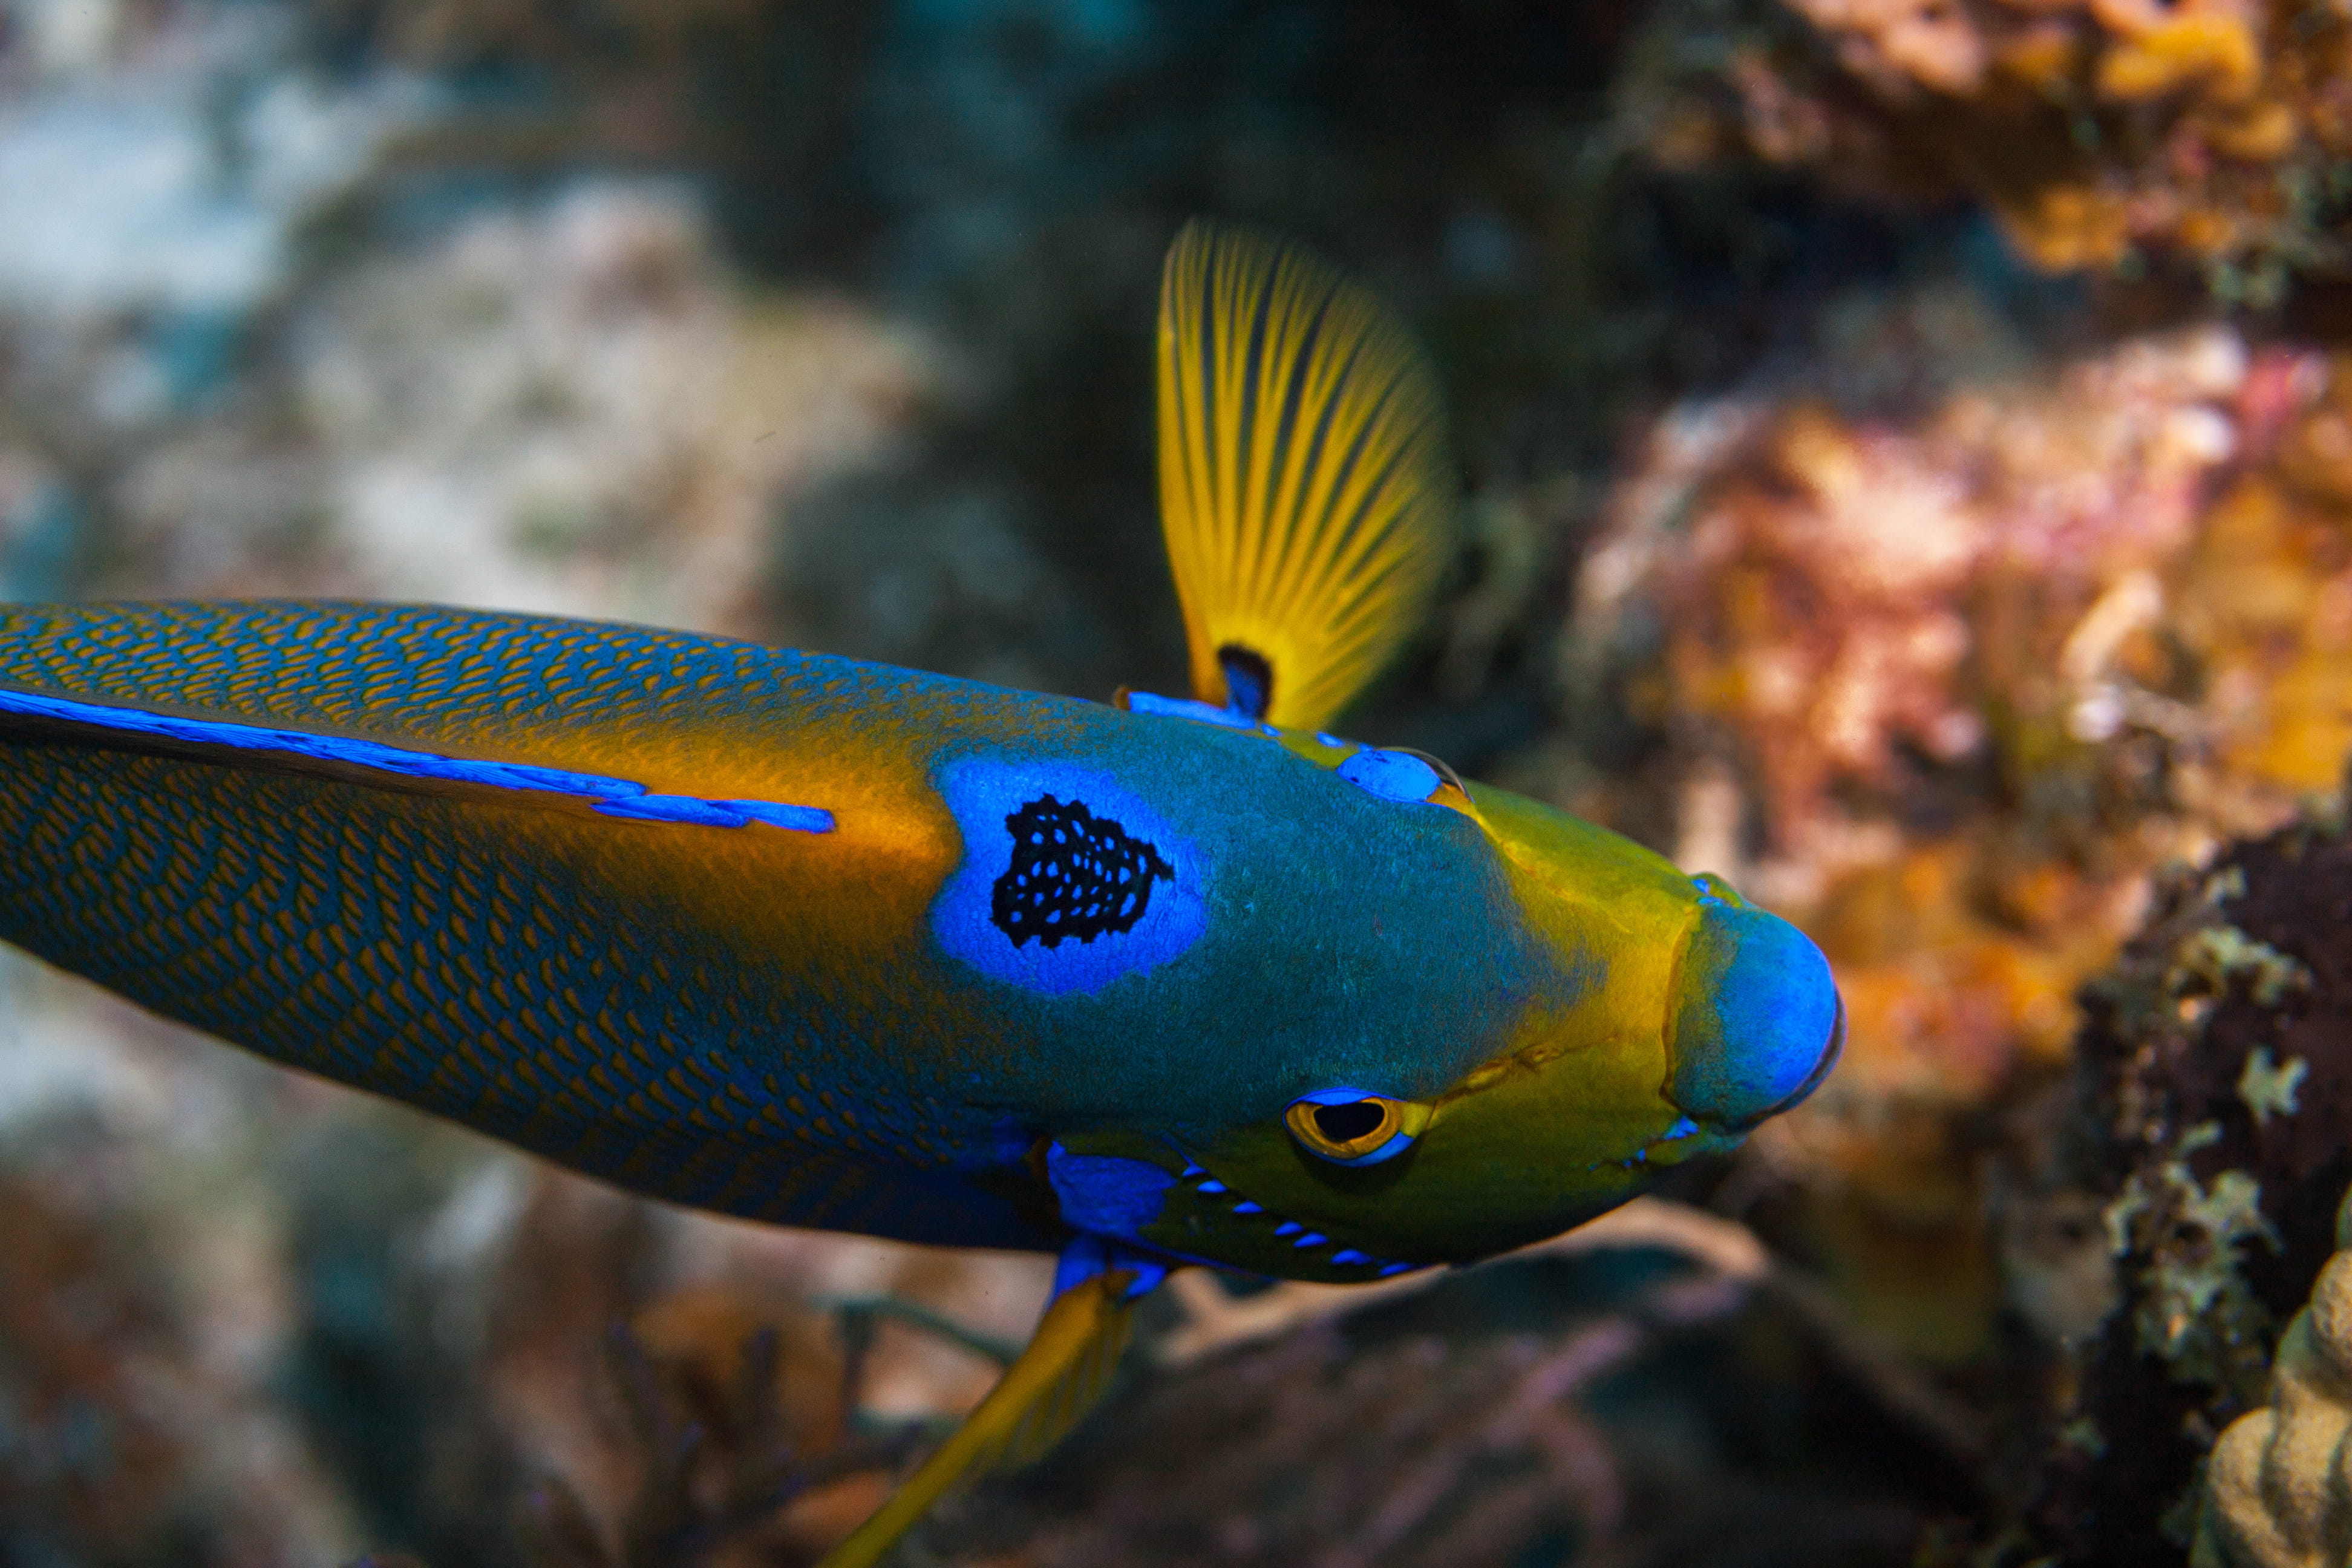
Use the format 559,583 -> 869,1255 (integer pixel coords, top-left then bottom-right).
817,1270 -> 1141,1568
1156,219 -> 1458,733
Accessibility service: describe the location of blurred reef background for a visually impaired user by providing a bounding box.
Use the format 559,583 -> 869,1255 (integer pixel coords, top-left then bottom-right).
4,0 -> 2352,1564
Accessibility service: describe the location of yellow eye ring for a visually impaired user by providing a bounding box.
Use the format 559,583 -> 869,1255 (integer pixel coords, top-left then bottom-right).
1284,1091 -> 1432,1166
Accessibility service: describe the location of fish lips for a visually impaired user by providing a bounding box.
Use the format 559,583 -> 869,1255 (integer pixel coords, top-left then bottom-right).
1667,901 -> 1844,1131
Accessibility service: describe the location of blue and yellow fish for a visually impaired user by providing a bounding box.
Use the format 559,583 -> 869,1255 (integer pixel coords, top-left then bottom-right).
0,223 -> 1840,1564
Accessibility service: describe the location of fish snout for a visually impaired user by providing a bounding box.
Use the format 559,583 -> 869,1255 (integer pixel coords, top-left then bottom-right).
1667,900 -> 1843,1129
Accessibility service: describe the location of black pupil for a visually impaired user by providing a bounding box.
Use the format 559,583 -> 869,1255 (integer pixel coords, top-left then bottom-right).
1312,1100 -> 1388,1144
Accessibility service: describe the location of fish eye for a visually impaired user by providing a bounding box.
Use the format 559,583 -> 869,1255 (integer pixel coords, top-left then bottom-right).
1284,1088 -> 1431,1166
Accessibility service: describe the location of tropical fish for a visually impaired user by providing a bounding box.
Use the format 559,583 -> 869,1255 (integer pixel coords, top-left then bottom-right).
0,221 -> 1841,1565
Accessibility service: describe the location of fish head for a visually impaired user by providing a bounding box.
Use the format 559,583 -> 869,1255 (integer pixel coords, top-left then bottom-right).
1043,764 -> 1841,1282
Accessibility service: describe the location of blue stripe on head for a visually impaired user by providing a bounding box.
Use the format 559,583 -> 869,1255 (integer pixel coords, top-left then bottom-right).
929,757 -> 1207,996
1335,748 -> 1440,803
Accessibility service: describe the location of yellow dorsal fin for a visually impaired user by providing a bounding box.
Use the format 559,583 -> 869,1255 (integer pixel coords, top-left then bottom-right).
1156,219 -> 1457,732
817,1270 -> 1140,1568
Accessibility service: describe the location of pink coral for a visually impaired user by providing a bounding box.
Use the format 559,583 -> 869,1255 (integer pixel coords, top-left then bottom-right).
1584,319 -> 2245,870
1564,310 -> 2352,1359
1786,0 -> 1990,97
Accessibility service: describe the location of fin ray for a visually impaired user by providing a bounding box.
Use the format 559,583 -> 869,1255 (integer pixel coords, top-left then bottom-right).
1157,220 -> 1457,730
818,1270 -> 1142,1568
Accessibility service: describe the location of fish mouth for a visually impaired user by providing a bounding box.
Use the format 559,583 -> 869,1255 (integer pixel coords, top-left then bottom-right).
1667,901 -> 1844,1129
1714,990 -> 1846,1133
1166,1156 -> 1425,1279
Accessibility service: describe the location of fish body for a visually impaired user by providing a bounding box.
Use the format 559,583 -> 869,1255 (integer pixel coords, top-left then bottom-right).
0,596 -> 1826,1281
0,223 -> 1842,1563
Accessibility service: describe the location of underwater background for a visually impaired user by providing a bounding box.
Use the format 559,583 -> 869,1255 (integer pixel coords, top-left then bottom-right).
3,0 -> 2351,1564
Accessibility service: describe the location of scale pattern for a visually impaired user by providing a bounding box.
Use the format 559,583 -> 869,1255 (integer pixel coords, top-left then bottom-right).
0,599 -> 815,737
0,601 -> 1060,1250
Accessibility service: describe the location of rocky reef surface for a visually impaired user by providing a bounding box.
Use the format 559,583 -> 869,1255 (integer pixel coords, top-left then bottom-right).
2005,806 -> 2352,1566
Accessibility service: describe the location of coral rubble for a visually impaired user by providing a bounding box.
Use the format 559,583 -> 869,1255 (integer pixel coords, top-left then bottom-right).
942,1219 -> 1965,1568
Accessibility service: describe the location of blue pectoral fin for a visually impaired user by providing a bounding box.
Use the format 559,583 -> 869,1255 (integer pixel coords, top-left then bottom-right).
1054,1233 -> 1172,1303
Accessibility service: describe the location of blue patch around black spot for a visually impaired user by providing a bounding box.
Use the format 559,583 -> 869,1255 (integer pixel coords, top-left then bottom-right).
930,759 -> 1207,995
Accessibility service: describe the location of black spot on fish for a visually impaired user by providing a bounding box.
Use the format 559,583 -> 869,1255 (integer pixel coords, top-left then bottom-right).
1217,643 -> 1273,721
993,795 -> 1173,949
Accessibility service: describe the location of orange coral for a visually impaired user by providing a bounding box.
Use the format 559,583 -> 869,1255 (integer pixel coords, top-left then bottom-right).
1788,0 -> 1991,96
1631,0 -> 2352,279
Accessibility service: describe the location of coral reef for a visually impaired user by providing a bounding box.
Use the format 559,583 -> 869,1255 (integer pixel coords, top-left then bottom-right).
1625,0 -> 2352,289
937,1205 -> 1971,1568
2007,804 -> 2352,1566
286,183 -> 935,632
2192,1183 -> 2352,1568
0,959 -> 356,1566
1559,294 -> 2352,1364
511,1295 -> 918,1568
